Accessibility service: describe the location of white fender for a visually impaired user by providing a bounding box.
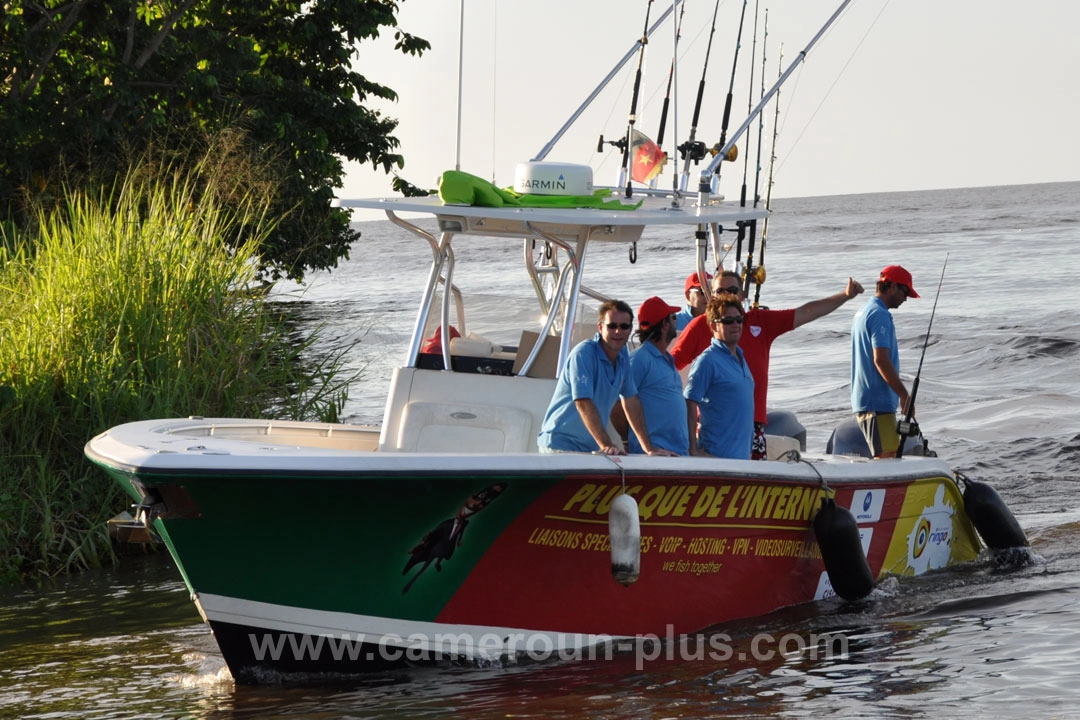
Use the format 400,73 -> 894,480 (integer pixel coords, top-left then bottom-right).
608,493 -> 641,586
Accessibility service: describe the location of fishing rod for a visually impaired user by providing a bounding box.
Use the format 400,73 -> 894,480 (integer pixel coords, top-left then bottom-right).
753,42 -> 783,309
683,0 -> 746,197
654,0 -> 686,151
737,0 -> 761,296
740,0 -> 759,210
752,8 -> 768,211
698,0 -> 853,198
704,0 -> 750,276
896,254 -> 949,460
535,0 -> 681,162
676,0 -> 723,195
665,0 -> 681,199
621,0 -> 654,197
713,0 -> 749,182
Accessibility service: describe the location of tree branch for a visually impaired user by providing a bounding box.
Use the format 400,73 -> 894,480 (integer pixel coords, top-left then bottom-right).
5,0 -> 91,106
133,0 -> 201,70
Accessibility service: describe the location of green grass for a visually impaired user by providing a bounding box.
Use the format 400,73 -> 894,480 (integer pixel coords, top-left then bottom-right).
0,154 -> 356,583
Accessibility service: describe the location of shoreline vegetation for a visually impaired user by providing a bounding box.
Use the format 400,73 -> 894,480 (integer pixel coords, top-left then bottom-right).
0,154 -> 356,585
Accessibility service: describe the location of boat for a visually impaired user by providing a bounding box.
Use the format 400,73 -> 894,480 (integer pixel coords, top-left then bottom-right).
84,1 -> 1026,683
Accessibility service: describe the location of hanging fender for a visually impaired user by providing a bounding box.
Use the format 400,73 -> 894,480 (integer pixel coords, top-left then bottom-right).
813,497 -> 874,601
608,493 -> 641,586
958,473 -> 1028,550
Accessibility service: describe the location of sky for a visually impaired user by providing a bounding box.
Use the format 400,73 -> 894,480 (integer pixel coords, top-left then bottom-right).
339,0 -> 1080,212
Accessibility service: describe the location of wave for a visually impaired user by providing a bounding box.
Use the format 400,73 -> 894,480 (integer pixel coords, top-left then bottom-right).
1004,335 -> 1080,358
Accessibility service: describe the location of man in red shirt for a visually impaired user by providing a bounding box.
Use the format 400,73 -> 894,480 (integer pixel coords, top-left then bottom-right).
670,270 -> 864,459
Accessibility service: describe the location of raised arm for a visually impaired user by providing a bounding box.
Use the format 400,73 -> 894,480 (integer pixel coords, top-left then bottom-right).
792,277 -> 864,328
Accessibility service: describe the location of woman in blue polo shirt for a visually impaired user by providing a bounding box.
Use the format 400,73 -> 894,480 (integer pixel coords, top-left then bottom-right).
684,292 -> 755,459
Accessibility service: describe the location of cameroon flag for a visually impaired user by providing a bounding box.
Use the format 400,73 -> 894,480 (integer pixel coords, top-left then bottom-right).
630,130 -> 667,184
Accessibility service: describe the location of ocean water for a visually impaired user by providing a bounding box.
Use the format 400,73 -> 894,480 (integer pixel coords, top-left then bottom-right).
1,182 -> 1078,719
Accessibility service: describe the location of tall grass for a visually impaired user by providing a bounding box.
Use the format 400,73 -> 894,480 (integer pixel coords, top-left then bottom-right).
0,154 -> 356,583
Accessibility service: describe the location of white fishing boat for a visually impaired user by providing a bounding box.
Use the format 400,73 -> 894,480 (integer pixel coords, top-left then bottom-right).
85,0 -> 1026,683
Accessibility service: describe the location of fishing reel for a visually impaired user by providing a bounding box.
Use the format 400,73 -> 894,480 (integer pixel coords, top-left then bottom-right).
710,143 -> 739,163
597,134 -> 627,153
897,419 -> 920,438
678,139 -> 708,164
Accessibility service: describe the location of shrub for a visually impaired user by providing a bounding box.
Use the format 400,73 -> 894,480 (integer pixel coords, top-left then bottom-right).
0,151 -> 355,581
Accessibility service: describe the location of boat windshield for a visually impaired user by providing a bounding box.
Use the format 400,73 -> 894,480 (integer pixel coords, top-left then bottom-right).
413,233 -> 602,377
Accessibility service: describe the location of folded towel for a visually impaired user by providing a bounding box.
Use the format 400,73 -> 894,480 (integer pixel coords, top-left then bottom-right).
438,170 -> 640,210
439,170 -> 521,207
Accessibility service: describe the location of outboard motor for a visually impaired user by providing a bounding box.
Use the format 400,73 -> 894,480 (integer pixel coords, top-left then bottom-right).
826,417 -> 928,457
764,410 -> 807,451
826,418 -> 871,457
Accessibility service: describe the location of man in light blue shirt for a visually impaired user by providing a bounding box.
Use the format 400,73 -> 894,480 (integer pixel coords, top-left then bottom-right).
538,300 -> 677,456
851,264 -> 919,458
626,296 -> 688,455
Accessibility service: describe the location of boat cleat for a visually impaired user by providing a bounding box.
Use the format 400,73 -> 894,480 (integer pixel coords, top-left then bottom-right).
106,490 -> 165,544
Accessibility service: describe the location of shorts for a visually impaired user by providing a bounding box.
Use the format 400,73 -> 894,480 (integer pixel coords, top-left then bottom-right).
855,411 -> 900,458
751,422 -> 767,461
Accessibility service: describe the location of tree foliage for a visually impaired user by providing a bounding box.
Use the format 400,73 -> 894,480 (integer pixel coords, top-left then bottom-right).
1,0 -> 429,281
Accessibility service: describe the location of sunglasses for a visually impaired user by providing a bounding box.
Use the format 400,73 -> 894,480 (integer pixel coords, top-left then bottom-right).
717,285 -> 741,294
605,322 -> 633,330
715,316 -> 744,325
898,285 -> 910,297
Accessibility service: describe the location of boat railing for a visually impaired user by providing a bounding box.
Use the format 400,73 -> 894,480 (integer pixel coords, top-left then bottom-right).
518,223 -> 578,377
435,244 -> 461,372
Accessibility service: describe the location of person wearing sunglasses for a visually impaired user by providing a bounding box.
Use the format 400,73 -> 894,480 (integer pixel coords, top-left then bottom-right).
684,293 -> 755,459
851,265 -> 919,459
538,299 -> 678,456
671,269 -> 864,459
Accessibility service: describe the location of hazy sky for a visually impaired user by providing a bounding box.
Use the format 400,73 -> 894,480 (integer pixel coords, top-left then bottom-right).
339,0 -> 1079,209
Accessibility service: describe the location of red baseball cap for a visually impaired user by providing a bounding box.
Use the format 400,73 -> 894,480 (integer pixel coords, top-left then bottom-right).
638,296 -> 681,330
684,271 -> 712,294
879,265 -> 920,298
420,325 -> 461,353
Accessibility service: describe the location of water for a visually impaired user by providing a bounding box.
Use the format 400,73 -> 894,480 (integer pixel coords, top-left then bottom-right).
2,182 -> 1078,718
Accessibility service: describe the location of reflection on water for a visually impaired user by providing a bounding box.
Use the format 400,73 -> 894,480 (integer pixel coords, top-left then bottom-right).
4,532 -> 1080,719
0,554 -> 230,719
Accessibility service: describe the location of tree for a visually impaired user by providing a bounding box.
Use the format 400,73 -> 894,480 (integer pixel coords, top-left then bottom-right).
1,0 -> 429,281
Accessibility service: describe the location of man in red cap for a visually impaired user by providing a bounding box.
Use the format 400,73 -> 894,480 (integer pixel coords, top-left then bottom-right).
674,271 -> 712,333
850,265 -> 919,458
613,296 -> 688,454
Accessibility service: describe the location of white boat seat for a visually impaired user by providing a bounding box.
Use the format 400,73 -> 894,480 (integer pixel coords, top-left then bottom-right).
395,401 -> 534,453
